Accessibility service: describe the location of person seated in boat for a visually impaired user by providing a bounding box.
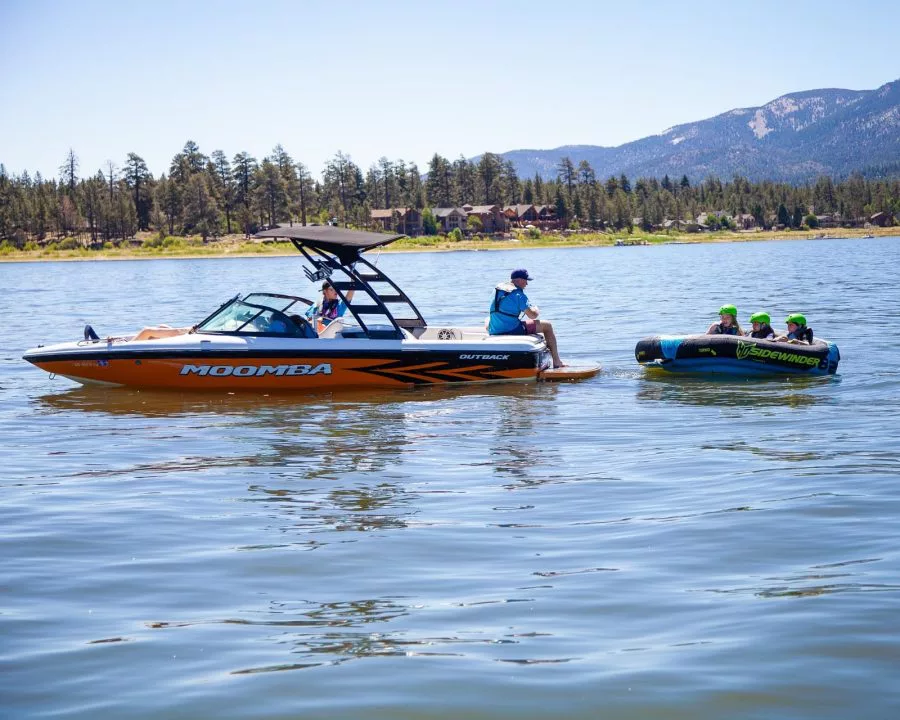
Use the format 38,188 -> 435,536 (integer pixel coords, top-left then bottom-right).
305,280 -> 354,332
488,268 -> 565,368
745,311 -> 775,340
288,314 -> 318,339
253,312 -> 317,338
707,305 -> 743,336
775,313 -> 814,344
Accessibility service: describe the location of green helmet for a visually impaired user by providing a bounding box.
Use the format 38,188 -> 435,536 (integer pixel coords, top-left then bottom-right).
786,313 -> 807,326
718,304 -> 737,318
750,311 -> 770,324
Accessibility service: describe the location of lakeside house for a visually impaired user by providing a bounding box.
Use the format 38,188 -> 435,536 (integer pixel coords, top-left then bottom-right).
535,205 -> 557,225
431,207 -> 468,233
503,204 -> 538,227
370,205 -> 509,235
735,213 -> 757,230
461,204 -> 507,233
364,203 -> 893,237
370,207 -> 423,236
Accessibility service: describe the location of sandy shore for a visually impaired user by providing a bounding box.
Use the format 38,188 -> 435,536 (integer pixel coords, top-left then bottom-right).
1,227 -> 895,263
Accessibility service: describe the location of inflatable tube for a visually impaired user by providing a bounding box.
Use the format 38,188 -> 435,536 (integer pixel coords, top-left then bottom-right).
634,334 -> 840,376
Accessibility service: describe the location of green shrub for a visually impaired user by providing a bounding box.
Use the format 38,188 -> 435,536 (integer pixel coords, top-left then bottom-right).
526,226 -> 542,240
422,208 -> 438,236
57,237 -> 80,250
448,227 -> 464,242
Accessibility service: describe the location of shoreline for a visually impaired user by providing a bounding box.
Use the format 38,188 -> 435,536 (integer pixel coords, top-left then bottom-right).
0,227 -> 895,263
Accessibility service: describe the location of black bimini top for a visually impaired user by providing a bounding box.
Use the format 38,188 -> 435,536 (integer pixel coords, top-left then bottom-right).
253,224 -> 425,336
254,225 -> 404,263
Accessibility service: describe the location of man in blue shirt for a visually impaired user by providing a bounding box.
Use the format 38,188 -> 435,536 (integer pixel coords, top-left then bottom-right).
488,268 -> 565,368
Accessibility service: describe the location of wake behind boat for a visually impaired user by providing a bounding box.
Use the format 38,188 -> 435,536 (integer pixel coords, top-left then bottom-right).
24,227 -> 562,391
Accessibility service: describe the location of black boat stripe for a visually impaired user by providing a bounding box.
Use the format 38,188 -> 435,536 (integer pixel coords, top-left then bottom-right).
28,349 -> 540,366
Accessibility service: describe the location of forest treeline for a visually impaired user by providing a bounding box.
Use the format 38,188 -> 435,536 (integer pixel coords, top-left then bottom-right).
1,140 -> 899,248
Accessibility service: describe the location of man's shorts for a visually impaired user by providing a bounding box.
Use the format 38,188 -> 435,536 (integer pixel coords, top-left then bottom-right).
501,318 -> 538,335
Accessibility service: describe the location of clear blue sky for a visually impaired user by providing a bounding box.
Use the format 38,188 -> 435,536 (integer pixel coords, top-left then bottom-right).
1,0 -> 897,181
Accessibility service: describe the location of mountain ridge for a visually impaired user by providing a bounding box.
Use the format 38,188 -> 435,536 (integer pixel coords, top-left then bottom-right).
494,79 -> 899,183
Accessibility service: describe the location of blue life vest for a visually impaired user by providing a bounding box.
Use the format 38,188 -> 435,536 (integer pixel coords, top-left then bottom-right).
489,283 -> 527,335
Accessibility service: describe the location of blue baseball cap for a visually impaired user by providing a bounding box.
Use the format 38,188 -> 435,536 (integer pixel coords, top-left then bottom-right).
511,268 -> 533,280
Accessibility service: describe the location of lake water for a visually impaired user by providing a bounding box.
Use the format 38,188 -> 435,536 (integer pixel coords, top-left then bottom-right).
2,237 -> 899,719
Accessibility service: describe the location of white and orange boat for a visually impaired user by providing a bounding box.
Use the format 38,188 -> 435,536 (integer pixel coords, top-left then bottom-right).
24,227 -> 596,391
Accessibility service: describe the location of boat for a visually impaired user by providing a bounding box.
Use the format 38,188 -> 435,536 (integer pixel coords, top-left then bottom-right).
634,334 -> 840,376
24,226 -> 597,390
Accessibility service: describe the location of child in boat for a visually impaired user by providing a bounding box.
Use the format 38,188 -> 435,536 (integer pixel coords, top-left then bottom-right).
707,305 -> 743,336
306,281 -> 354,332
745,311 -> 775,339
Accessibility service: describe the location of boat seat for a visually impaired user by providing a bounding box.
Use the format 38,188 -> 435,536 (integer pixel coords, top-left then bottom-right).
318,319 -> 344,339
341,324 -> 405,340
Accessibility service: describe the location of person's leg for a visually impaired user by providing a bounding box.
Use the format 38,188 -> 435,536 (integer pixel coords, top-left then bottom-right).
534,320 -> 564,368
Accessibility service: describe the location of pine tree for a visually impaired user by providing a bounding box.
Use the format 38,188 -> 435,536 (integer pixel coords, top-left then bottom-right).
426,153 -> 453,208
605,176 -> 618,197
533,174 -> 544,205
296,162 -> 315,226
557,156 -> 576,196
522,178 -> 534,204
58,149 -> 79,195
554,185 -> 569,227
777,203 -> 790,227
477,153 -> 502,205
183,173 -> 220,240
123,153 -> 152,231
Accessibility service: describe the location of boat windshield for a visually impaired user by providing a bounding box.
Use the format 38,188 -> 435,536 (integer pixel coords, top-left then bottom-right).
196,294 -> 314,337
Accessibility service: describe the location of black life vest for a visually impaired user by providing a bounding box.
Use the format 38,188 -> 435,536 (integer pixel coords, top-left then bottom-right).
788,326 -> 814,343
748,324 -> 774,339
712,322 -> 739,336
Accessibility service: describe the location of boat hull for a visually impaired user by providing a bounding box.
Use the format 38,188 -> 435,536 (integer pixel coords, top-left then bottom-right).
25,336 -> 547,391
635,334 -> 840,377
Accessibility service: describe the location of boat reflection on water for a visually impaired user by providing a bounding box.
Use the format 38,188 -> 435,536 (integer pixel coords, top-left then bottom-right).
636,370 -> 836,408
477,385 -> 566,487
36,381 -> 556,419
37,382 -> 565,534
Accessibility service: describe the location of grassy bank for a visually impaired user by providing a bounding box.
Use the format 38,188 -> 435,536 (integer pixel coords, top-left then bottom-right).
1,226 -> 896,262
